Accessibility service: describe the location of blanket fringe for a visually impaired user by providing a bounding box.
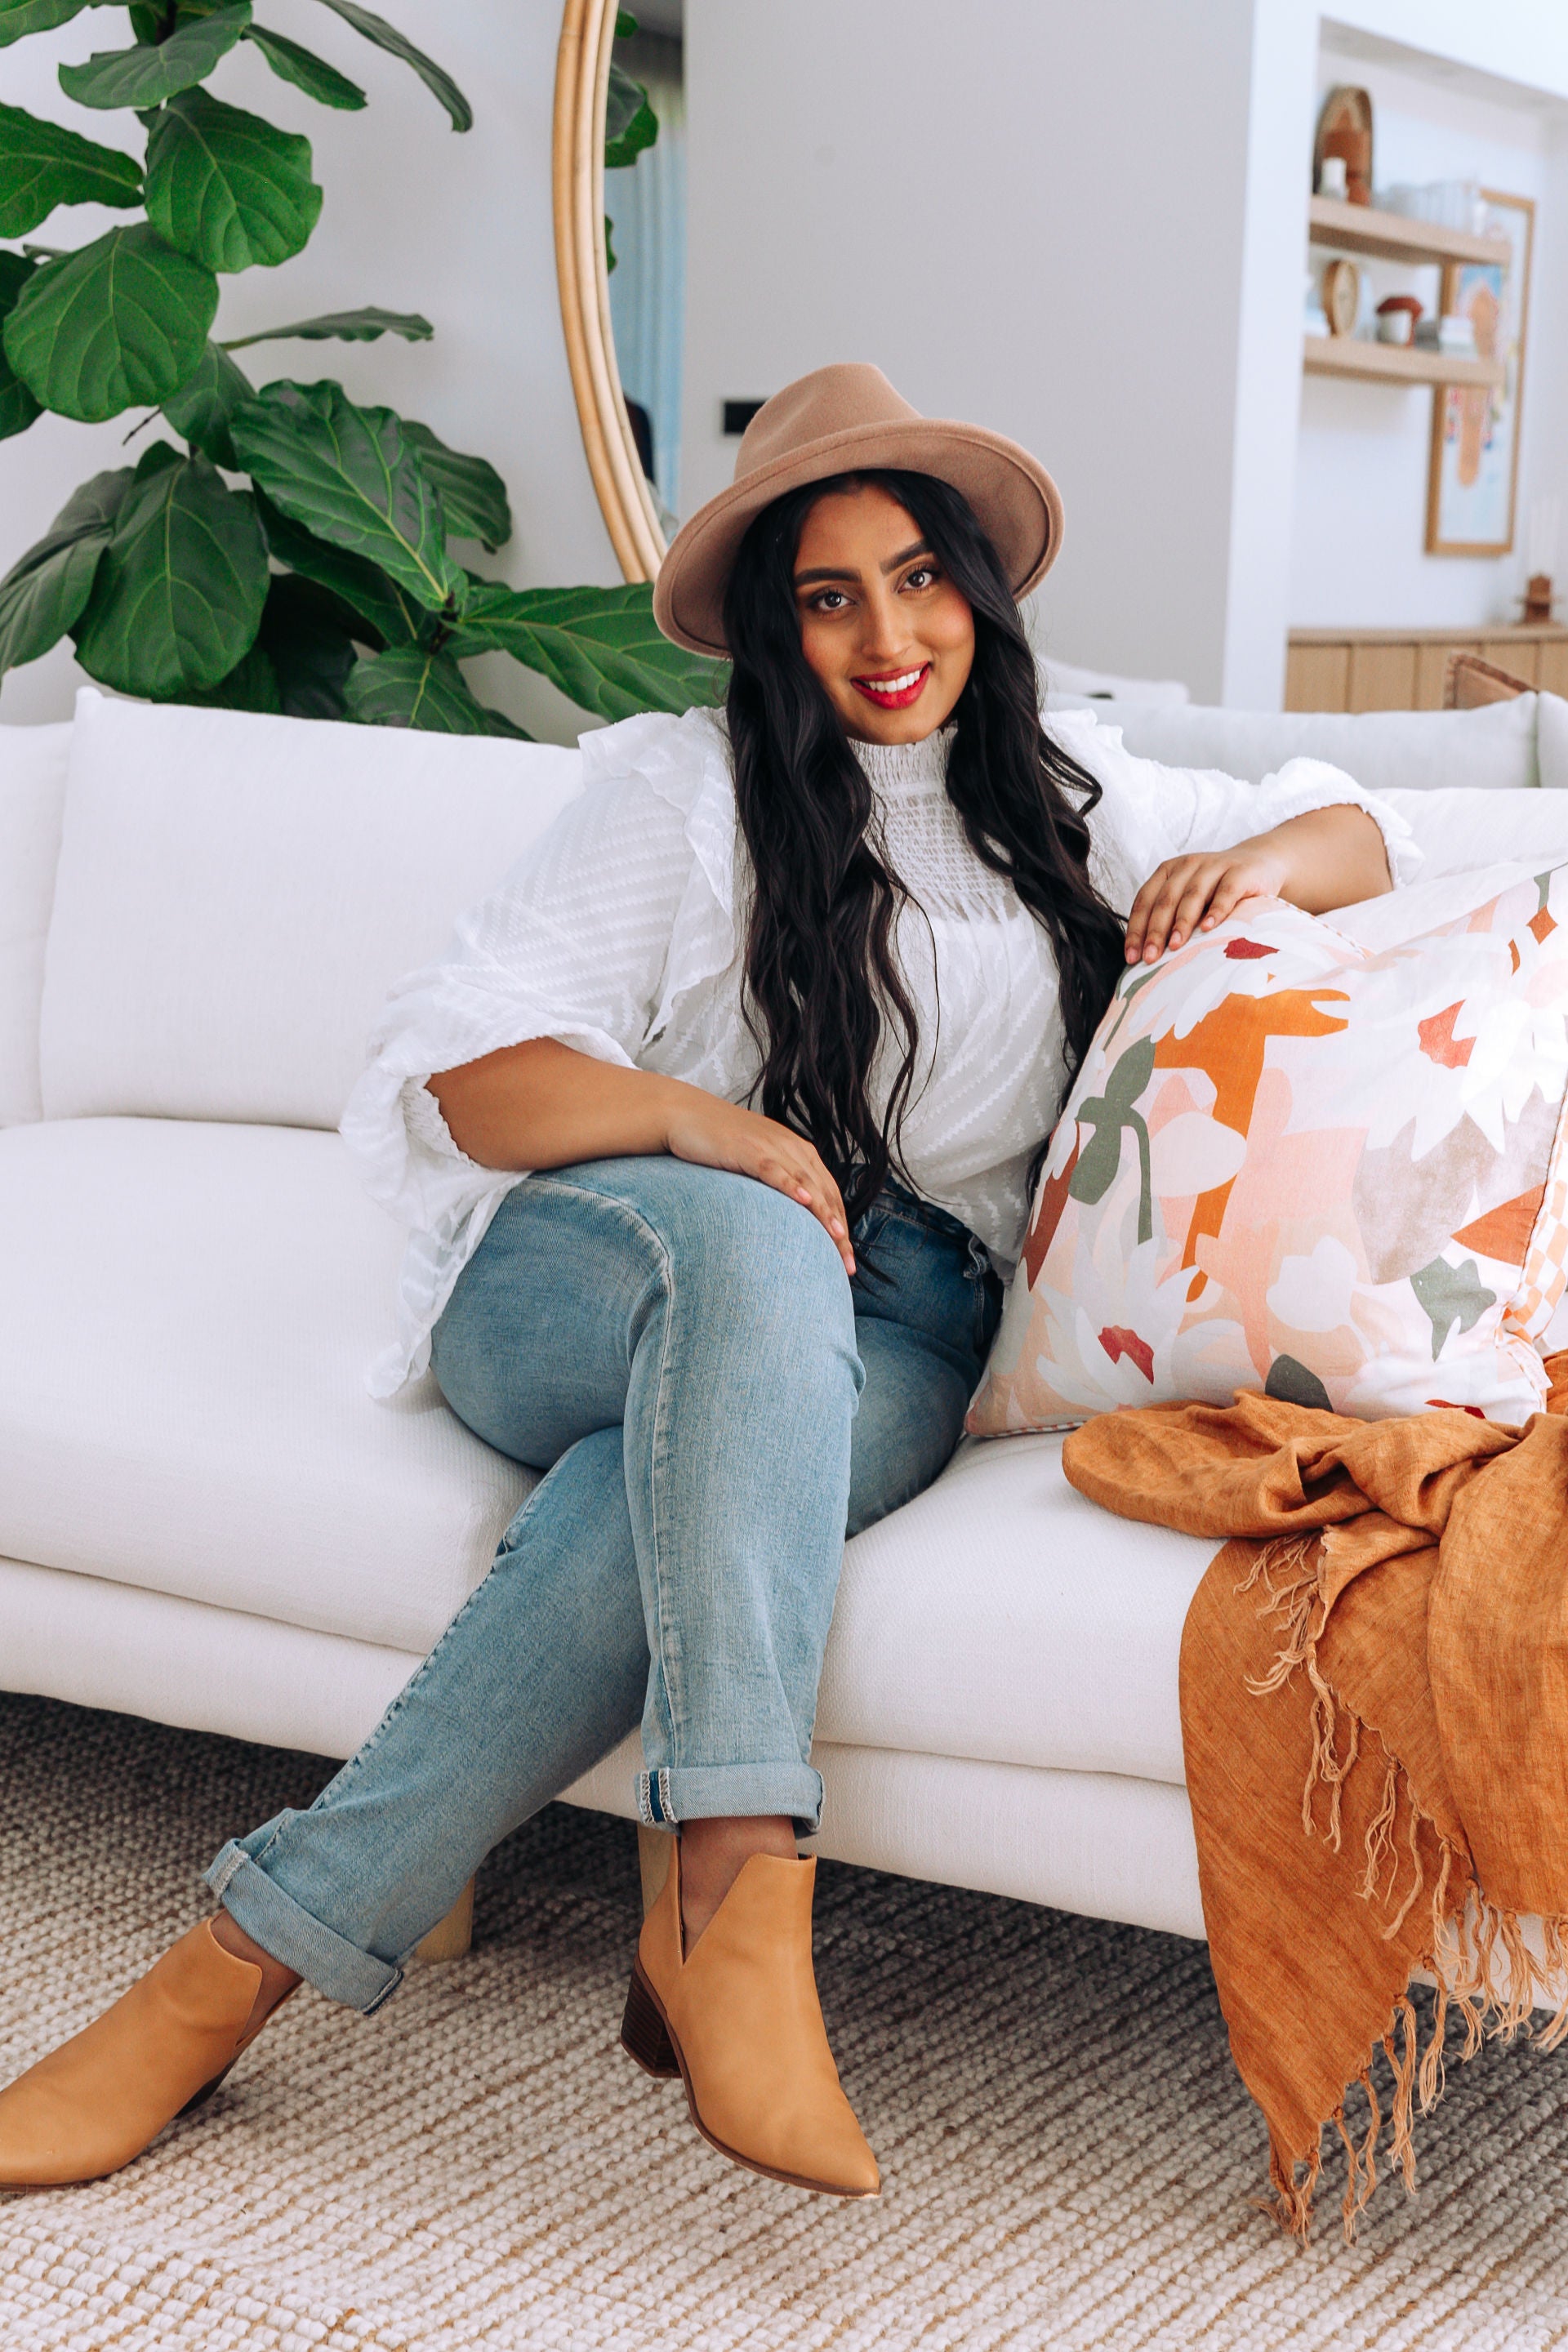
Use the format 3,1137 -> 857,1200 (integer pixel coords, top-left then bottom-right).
1239,1532 -> 1568,2241
1263,2132 -> 1321,2243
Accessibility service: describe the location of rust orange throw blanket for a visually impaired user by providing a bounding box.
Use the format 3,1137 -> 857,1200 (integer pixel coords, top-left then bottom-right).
1062,1381 -> 1568,2238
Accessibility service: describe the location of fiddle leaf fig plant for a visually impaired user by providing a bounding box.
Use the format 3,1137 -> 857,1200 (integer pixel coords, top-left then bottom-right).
0,1 -> 720,729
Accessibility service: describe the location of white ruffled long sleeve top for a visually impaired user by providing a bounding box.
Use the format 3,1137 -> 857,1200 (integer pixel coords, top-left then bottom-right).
341,705 -> 1420,1394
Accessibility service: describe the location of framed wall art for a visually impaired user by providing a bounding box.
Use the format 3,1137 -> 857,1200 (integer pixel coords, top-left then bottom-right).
1426,189 -> 1535,557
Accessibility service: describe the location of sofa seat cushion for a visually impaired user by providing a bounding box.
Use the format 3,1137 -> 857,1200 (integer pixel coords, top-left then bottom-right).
0,1118 -> 532,1652
822,1432 -> 1207,1784
1,1117 -> 1212,1784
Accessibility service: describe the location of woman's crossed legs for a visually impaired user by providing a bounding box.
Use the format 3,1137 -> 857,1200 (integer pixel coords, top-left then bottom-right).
207,1156 -> 990,2004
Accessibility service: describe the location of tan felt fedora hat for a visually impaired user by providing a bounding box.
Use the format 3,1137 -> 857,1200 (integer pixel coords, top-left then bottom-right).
652,363 -> 1065,657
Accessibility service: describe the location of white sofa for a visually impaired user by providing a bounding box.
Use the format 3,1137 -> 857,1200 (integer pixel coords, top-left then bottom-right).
6,685 -> 1568,1954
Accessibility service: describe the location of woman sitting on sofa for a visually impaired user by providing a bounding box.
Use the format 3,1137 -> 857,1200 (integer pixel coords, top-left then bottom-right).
0,365 -> 1412,2200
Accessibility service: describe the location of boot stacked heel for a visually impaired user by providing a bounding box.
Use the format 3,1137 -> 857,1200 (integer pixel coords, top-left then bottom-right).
620,1961 -> 679,2078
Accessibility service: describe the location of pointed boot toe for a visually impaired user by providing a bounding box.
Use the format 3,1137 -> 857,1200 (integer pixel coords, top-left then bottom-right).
0,1921 -> 272,2189
628,1846 -> 879,2199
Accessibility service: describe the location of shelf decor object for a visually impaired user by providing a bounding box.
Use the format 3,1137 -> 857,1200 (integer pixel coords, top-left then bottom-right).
1321,256 -> 1361,336
1314,85 -> 1373,206
1426,189 -> 1535,559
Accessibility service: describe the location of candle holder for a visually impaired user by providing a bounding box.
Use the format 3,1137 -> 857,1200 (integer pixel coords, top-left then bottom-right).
1521,574 -> 1557,625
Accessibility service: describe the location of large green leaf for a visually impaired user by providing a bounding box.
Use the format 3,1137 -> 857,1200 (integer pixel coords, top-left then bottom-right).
59,2 -> 252,109
0,0 -> 107,45
401,419 -> 510,551
179,635 -> 281,711
3,222 -> 216,421
344,645 -> 522,733
0,105 -> 142,238
256,569 -> 360,717
145,89 -> 322,273
604,60 -> 657,169
0,249 -> 42,439
243,24 -> 365,110
446,581 -> 724,722
231,377 -> 464,612
220,303 -> 430,350
0,466 -> 129,678
253,485 -> 417,648
160,335 -> 252,465
308,0 -> 470,131
72,441 -> 269,696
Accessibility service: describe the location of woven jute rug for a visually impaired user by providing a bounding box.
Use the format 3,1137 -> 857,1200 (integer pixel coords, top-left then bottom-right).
2,1693 -> 1566,2351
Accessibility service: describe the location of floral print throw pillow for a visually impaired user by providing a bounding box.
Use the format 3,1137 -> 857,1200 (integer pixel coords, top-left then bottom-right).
969,866 -> 1568,1434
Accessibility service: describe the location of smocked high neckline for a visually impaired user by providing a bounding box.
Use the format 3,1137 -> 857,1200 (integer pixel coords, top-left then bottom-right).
849,724 -> 954,798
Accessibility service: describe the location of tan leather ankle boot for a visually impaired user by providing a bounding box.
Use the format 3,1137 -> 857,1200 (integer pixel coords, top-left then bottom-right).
621,1842 -> 879,2198
0,1920 -> 289,2189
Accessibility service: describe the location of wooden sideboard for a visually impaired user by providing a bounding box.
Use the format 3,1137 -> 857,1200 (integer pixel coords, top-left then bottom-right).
1286,625 -> 1568,711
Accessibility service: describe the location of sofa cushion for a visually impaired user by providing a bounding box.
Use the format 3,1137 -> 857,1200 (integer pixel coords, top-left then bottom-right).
972,870 -> 1568,1432
40,692 -> 583,1130
0,1116 -> 1209,1784
1383,786 -> 1568,876
0,1117 -> 533,1651
1539,692 -> 1568,791
1110,695 -> 1539,795
0,722 -> 71,1129
817,1431 -> 1205,1784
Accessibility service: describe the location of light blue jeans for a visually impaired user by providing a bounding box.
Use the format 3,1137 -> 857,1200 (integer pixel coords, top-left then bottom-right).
207,1157 -> 1001,2011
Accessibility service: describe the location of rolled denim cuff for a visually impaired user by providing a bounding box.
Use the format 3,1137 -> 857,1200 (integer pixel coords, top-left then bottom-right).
636,1760 -> 824,1838
205,1839 -> 403,2015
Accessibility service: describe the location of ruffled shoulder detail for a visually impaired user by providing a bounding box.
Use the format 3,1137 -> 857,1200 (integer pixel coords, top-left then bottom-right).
582,704 -> 742,1040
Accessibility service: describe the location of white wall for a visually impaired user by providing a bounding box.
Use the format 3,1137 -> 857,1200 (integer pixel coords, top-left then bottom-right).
1288,41 -> 1566,630
1323,4 -> 1568,105
681,0 -> 1287,708
0,1 -> 618,738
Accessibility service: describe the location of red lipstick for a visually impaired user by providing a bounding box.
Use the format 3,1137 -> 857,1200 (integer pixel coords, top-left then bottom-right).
851,663 -> 931,710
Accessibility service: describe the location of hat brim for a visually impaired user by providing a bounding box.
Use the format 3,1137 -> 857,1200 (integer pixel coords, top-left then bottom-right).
651,417 -> 1065,657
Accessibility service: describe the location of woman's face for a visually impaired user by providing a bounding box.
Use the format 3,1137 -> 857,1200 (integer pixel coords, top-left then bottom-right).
791,483 -> 976,744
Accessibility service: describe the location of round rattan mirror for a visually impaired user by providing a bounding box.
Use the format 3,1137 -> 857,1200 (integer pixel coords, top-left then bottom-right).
552,0 -> 670,582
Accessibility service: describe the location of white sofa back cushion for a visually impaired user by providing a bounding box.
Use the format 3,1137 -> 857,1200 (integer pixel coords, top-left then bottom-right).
1107,694 -> 1539,795
1539,690 -> 1568,791
1383,787 -> 1568,878
40,692 -> 583,1130
0,721 -> 72,1128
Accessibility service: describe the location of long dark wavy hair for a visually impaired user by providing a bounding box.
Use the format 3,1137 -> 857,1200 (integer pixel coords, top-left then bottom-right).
722,467 -> 1127,1225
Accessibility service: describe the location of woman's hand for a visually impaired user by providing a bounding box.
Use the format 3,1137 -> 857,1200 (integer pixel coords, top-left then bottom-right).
1124,846 -> 1289,964
663,1094 -> 856,1275
1124,805 -> 1392,965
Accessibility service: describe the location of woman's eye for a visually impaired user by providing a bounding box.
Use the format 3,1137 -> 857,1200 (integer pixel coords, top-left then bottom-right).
812,590 -> 849,612
902,567 -> 937,590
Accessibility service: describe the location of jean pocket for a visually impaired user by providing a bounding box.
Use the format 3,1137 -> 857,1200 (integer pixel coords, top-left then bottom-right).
972,1268 -> 1004,1363
852,1207 -> 890,1257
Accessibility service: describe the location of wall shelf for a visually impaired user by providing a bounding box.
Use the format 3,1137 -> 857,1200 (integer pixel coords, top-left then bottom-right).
1307,194 -> 1513,270
1303,333 -> 1504,390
